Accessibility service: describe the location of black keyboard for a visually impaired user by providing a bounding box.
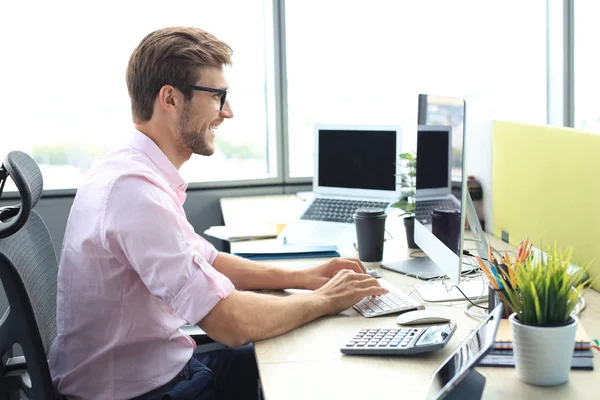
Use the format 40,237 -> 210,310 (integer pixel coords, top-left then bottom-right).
415,199 -> 460,225
300,198 -> 389,223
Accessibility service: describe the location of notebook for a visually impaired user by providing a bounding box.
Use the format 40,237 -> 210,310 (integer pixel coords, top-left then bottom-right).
278,125 -> 402,246
479,319 -> 594,370
204,224 -> 283,242
231,241 -> 340,260
479,349 -> 594,370
493,318 -> 591,350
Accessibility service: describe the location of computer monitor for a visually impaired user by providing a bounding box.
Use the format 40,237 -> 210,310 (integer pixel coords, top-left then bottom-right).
414,95 -> 467,283
382,94 -> 488,290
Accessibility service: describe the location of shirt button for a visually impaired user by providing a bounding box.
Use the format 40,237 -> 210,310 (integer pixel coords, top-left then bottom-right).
178,184 -> 185,189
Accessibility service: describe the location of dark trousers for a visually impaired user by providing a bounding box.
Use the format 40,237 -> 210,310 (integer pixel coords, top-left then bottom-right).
133,344 -> 260,400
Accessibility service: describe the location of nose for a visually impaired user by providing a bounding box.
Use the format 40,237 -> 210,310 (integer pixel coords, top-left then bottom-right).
220,100 -> 234,119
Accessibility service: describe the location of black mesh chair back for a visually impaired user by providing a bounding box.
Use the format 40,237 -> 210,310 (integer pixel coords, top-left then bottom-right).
0,151 -> 58,399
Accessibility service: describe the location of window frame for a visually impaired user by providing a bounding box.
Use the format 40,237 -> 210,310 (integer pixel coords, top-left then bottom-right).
546,0 -> 574,127
8,0 -> 577,197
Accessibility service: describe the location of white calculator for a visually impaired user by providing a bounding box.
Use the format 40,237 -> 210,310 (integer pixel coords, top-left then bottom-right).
341,323 -> 456,355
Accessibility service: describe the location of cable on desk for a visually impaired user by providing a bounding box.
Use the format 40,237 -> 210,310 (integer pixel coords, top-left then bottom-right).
384,229 -> 394,241
464,300 -> 488,320
462,249 -> 487,262
449,284 -> 487,309
461,240 -> 517,259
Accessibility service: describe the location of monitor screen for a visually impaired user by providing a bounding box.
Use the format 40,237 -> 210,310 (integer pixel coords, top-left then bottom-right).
317,128 -> 397,191
416,128 -> 450,190
426,304 -> 503,400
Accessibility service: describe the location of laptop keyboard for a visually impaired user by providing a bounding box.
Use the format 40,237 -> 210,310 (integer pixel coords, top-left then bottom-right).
300,198 -> 390,223
415,199 -> 460,225
353,279 -> 425,318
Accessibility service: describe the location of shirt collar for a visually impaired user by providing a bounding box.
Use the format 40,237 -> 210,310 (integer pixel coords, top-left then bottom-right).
128,129 -> 188,192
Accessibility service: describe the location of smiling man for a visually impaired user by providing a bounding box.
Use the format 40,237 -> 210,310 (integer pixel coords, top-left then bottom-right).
48,27 -> 386,400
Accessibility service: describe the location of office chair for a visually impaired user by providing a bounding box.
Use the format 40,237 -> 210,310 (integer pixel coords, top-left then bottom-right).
0,151 -> 59,399
0,151 -> 222,399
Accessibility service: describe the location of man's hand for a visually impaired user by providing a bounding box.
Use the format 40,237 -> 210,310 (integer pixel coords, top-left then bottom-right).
302,257 -> 367,290
314,269 -> 388,315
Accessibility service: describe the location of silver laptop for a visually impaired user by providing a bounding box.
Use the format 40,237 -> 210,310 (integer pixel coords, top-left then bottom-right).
414,124 -> 461,227
278,124 -> 402,246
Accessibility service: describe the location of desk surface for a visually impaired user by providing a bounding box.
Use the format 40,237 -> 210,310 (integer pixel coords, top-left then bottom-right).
220,195 -> 600,400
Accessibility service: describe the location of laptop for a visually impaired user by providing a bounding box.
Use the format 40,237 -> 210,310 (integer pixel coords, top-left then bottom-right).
278,124 -> 402,246
414,124 -> 461,226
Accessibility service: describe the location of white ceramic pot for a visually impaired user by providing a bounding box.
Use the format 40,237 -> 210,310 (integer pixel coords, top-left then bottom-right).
509,313 -> 578,386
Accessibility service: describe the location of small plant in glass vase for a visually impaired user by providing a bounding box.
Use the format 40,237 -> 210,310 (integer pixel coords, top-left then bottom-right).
390,152 -> 418,248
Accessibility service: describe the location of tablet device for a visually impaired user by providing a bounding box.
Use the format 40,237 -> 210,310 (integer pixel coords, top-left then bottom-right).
425,304 -> 503,400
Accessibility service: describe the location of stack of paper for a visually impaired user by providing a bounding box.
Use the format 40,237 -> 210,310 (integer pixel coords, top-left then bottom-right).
204,224 -> 283,242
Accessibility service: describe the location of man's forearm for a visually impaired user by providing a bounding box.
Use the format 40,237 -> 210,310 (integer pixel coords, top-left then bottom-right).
212,252 -> 316,290
199,269 -> 388,348
200,290 -> 330,347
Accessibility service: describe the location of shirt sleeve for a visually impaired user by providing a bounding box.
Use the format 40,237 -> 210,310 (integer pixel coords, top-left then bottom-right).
101,173 -> 234,325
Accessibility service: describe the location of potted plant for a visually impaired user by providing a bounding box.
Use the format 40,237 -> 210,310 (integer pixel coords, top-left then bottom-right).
495,242 -> 593,386
390,152 -> 418,248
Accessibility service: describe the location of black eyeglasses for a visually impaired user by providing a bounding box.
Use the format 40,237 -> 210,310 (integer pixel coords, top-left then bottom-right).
191,85 -> 228,110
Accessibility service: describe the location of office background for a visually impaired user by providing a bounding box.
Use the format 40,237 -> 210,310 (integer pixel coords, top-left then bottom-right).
0,1 -> 597,311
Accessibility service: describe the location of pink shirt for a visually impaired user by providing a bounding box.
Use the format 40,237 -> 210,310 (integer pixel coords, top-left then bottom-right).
49,130 -> 234,400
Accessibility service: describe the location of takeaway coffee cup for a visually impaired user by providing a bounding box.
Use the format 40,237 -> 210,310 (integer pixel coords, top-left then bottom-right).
353,208 -> 387,268
431,208 -> 461,255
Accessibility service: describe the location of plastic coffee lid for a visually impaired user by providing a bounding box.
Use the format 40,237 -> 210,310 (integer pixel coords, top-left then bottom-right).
353,207 -> 386,218
431,209 -> 461,217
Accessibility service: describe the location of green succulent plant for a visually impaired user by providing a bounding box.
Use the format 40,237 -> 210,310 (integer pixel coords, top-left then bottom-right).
497,243 -> 593,326
390,152 -> 417,217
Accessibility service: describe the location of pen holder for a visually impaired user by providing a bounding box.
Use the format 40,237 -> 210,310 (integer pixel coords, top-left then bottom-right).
487,284 -> 512,319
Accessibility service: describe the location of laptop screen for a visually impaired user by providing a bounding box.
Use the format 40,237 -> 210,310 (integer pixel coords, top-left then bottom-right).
416,127 -> 450,190
317,128 -> 397,192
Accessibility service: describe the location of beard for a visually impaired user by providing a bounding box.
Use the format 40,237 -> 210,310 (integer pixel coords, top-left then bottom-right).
178,102 -> 214,156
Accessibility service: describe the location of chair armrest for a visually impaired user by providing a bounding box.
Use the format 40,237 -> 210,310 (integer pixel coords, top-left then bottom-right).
1,369 -> 30,395
180,325 -> 228,353
4,356 -> 26,372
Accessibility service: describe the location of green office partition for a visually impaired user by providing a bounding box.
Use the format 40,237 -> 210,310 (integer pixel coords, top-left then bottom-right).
492,121 -> 600,290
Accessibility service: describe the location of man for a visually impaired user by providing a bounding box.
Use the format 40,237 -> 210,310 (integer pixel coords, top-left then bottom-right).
49,27 -> 387,399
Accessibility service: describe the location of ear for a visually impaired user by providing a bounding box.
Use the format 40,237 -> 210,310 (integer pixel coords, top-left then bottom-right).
156,85 -> 183,116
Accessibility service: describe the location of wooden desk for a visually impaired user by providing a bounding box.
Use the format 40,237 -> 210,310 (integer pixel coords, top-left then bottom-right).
221,195 -> 600,400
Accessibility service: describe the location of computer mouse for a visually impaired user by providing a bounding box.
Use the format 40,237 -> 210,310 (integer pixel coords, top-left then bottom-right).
366,269 -> 381,278
396,310 -> 451,325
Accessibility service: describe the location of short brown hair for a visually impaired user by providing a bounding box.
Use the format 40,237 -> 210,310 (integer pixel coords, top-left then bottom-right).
126,27 -> 233,122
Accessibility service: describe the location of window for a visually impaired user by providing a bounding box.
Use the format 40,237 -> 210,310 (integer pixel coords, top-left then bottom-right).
285,0 -> 547,178
0,0 -> 276,190
574,0 -> 600,132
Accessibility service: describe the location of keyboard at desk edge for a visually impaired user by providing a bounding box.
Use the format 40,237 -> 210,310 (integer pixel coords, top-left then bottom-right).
353,279 -> 425,318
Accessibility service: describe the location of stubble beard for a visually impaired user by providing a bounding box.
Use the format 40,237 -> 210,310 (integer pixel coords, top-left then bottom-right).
178,101 -> 214,157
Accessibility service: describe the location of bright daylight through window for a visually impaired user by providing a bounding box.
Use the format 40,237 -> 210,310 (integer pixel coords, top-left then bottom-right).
285,0 -> 547,178
0,0 -> 276,190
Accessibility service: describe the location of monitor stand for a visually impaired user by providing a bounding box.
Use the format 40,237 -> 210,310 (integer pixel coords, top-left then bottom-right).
382,192 -> 489,302
381,258 -> 484,301
381,257 -> 476,280
413,277 -> 487,302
